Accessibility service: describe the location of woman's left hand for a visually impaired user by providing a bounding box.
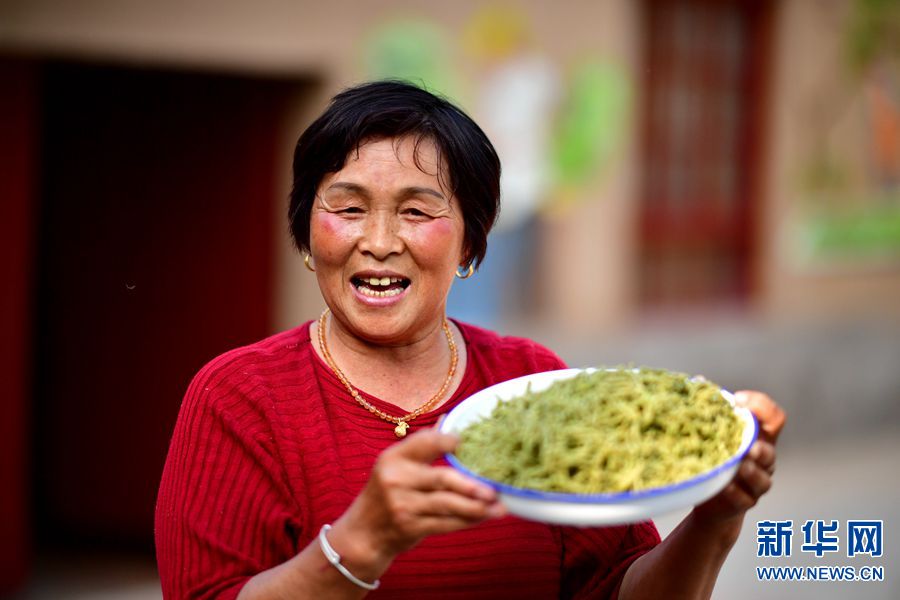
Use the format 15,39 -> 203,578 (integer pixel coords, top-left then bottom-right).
693,391 -> 786,526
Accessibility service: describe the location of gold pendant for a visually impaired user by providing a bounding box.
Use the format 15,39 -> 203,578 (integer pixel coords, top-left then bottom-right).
394,421 -> 409,437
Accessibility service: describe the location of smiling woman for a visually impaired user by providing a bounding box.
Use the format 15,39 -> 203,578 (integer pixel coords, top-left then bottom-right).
155,80 -> 785,600
309,137 -> 465,352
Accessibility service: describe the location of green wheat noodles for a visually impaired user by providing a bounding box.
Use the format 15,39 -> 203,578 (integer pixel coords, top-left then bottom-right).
455,368 -> 743,494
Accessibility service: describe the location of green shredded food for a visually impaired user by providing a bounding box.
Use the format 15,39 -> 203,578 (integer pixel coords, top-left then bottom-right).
455,368 -> 743,494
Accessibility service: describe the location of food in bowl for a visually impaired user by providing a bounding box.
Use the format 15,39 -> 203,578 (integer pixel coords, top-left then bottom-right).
454,368 -> 743,494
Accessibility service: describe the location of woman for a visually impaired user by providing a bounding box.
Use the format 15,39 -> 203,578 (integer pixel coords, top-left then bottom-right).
155,81 -> 785,599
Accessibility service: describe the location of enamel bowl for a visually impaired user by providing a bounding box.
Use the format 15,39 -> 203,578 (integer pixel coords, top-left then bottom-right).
440,368 -> 758,526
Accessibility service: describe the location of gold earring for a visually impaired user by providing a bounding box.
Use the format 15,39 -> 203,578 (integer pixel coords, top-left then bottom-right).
455,263 -> 474,279
304,253 -> 315,272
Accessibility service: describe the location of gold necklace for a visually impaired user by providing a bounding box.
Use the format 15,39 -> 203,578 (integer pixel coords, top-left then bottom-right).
316,309 -> 458,437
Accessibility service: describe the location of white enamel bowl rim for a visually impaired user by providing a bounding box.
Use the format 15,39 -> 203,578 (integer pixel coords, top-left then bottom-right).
440,368 -> 758,524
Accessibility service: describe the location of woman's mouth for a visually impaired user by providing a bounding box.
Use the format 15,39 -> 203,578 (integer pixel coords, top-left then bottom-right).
351,276 -> 411,298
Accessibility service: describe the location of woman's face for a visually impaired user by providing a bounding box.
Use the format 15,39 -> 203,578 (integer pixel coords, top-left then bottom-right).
309,136 -> 466,345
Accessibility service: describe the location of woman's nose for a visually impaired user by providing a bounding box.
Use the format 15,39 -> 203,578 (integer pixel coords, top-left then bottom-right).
358,212 -> 403,259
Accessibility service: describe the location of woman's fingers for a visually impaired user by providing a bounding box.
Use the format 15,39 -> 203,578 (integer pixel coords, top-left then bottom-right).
378,431 -> 495,498
693,437 -> 778,523
344,429 -> 507,559
363,429 -> 503,545
397,489 -> 507,537
736,391 -> 786,444
411,490 -> 505,521
389,429 -> 459,463
718,481 -> 759,512
408,513 -> 503,537
735,457 -> 773,499
414,465 -> 497,500
731,440 -> 776,503
367,473 -> 502,546
747,440 -> 776,475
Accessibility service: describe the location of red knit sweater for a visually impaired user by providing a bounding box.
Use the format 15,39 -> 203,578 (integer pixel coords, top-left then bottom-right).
155,321 -> 660,599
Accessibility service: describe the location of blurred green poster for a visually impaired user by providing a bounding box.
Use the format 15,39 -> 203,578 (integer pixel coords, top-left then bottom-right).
362,18 -> 459,100
793,0 -> 900,266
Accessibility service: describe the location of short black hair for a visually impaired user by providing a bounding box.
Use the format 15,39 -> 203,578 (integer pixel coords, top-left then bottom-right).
288,80 -> 501,267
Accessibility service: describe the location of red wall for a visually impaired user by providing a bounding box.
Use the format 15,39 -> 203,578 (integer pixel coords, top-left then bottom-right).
0,58 -> 37,593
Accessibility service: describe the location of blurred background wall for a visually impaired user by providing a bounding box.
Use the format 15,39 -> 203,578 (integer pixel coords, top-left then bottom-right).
1,0 -> 898,598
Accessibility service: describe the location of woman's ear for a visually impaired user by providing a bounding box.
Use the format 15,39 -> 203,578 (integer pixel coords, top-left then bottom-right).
459,240 -> 473,270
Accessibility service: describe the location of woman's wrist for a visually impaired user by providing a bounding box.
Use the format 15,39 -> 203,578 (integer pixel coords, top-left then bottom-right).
327,516 -> 396,583
239,520 -> 391,600
687,507 -> 745,551
318,525 -> 381,590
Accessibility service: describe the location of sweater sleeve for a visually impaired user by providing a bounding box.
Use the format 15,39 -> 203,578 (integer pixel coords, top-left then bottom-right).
155,355 -> 301,600
559,521 -> 661,599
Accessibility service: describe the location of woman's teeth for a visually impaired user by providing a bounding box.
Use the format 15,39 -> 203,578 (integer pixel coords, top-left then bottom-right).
354,276 -> 408,298
358,285 -> 403,298
364,277 -> 402,286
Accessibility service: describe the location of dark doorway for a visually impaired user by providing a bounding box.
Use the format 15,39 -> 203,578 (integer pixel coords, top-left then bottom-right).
31,62 -> 310,554
639,0 -> 772,307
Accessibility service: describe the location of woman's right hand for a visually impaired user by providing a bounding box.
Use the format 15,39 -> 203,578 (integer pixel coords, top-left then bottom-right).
326,429 -> 506,576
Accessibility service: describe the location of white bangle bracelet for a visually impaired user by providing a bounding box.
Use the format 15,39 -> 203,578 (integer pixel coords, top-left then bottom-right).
318,524 -> 381,591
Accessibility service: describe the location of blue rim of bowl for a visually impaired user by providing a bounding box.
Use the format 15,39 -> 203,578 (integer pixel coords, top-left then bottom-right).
443,386 -> 759,504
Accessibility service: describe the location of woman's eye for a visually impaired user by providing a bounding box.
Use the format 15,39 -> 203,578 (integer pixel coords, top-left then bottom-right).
339,207 -> 363,214
404,208 -> 431,218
